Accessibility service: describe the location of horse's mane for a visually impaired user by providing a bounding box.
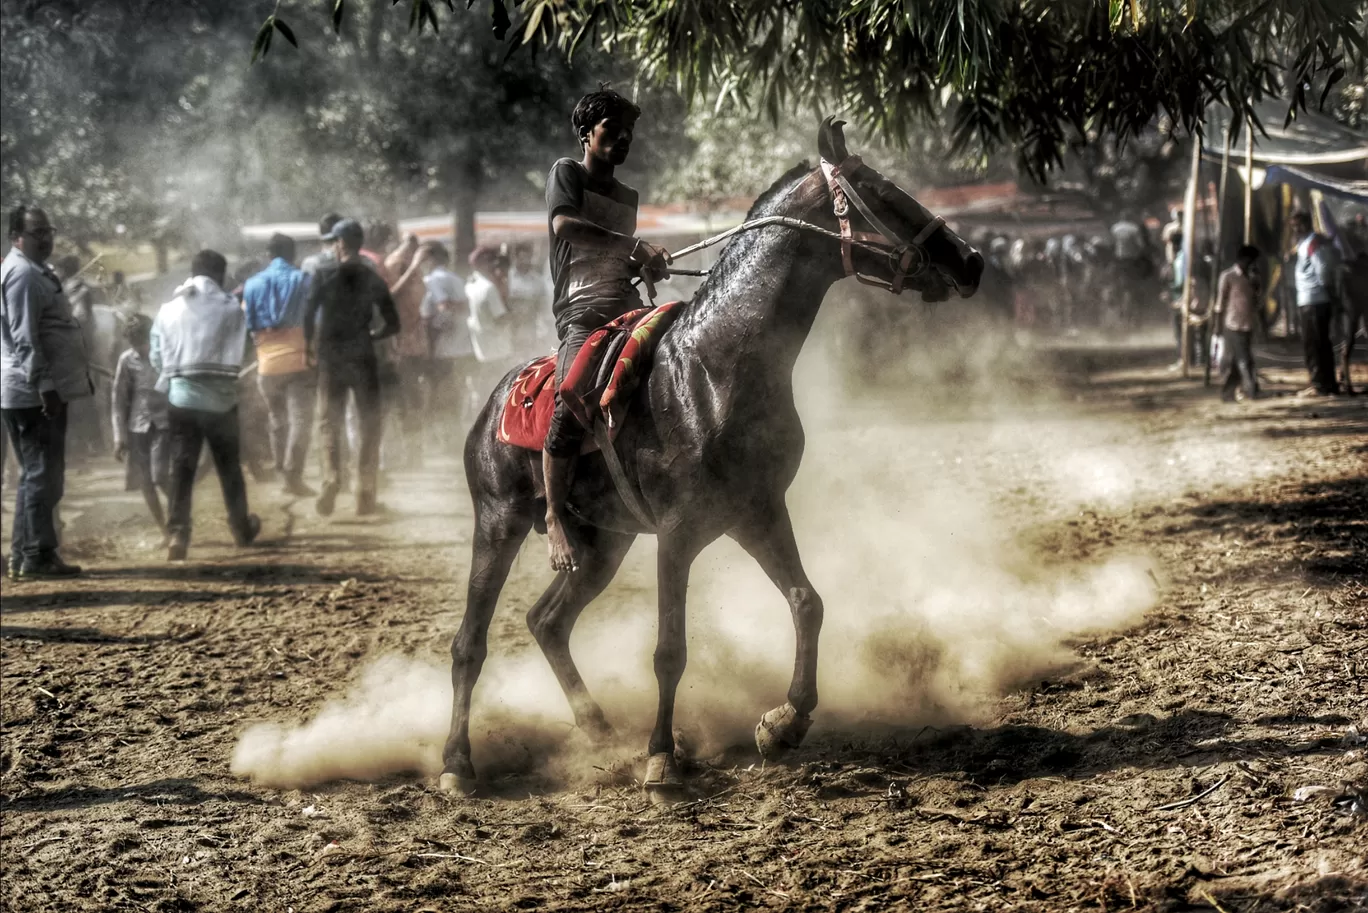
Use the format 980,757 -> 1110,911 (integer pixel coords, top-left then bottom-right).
743,161 -> 814,219
674,161 -> 816,327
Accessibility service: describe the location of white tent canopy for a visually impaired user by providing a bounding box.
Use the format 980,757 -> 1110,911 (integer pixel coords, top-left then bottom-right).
1202,99 -> 1367,168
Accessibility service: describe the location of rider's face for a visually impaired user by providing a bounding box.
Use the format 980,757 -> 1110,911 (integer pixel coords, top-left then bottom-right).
584,114 -> 637,167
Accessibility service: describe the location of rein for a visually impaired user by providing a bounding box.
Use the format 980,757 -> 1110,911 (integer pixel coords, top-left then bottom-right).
640,160 -> 944,296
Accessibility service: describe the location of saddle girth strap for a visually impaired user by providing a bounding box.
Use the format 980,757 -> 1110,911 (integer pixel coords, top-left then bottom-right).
589,419 -> 657,532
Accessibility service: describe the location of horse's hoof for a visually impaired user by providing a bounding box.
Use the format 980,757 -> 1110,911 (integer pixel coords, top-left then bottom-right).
755,702 -> 812,759
438,756 -> 477,795
437,772 -> 476,795
643,752 -> 685,804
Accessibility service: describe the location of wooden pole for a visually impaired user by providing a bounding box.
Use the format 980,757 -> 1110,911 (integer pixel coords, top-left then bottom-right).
1207,121 -> 1234,387
1180,136 -> 1201,379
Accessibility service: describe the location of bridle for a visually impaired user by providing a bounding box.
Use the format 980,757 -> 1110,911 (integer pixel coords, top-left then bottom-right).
819,155 -> 944,295
641,160 -> 950,298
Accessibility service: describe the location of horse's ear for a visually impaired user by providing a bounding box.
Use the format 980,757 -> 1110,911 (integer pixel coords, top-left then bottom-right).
817,116 -> 849,163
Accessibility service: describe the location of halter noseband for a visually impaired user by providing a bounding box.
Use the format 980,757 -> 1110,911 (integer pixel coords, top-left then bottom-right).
819,155 -> 944,294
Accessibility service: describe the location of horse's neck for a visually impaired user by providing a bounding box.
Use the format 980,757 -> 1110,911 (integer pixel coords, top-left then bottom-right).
679,227 -> 843,380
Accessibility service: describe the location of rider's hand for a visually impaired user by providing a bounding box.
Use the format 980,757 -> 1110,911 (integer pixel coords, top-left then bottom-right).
114,443 -> 127,462
39,390 -> 62,419
631,241 -> 673,284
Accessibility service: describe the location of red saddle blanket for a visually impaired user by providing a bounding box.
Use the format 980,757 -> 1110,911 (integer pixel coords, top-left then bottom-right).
497,301 -> 683,452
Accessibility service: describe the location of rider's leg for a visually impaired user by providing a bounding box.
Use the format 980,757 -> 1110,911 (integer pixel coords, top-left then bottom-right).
542,447 -> 579,572
543,324 -> 593,572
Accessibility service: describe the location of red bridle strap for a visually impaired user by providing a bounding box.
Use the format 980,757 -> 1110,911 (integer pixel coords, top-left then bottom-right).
819,155 -> 938,294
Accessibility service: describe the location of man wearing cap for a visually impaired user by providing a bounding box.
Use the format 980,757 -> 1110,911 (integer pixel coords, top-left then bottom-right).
302,213 -> 344,277
1,205 -> 93,579
303,218 -> 400,516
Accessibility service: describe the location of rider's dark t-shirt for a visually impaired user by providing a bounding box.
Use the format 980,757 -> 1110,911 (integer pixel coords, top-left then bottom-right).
545,157 -> 642,335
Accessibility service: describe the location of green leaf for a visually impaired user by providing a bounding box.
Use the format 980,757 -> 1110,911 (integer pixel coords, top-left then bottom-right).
273,17 -> 298,48
1319,65 -> 1345,110
332,0 -> 346,34
250,19 -> 273,64
492,0 -> 512,41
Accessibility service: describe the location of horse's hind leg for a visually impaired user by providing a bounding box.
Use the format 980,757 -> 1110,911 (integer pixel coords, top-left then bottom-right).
527,526 -> 636,741
439,499 -> 533,793
731,503 -> 823,759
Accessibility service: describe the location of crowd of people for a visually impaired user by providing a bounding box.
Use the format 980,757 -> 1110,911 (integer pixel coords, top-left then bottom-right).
1,203 -> 553,575
2,96 -> 1365,576
975,204 -> 1367,400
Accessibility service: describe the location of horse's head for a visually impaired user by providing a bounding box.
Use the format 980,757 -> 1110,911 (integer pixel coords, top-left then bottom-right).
814,117 -> 983,303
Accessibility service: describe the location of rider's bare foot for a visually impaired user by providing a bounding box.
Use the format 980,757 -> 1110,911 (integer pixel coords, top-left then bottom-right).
546,517 -> 578,573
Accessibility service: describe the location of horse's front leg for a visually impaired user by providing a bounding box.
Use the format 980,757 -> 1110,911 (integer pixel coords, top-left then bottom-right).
642,530 -> 704,797
732,503 -> 823,759
439,501 -> 532,793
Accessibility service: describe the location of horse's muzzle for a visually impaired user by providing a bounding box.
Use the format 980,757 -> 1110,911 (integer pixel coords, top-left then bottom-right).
958,252 -> 984,297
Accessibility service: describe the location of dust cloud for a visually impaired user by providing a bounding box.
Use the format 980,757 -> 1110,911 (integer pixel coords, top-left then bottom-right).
232,293 -> 1166,790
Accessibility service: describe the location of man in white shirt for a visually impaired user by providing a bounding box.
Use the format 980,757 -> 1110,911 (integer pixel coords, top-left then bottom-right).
1290,211 -> 1341,396
466,245 -> 513,362
419,243 -> 475,435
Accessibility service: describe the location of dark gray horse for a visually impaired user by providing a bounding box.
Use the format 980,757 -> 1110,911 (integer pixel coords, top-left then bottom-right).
440,119 -> 984,795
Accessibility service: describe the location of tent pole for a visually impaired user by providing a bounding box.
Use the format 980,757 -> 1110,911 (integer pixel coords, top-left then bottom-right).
1243,114 -> 1254,245
1208,120 -> 1234,387
1180,135 -> 1201,379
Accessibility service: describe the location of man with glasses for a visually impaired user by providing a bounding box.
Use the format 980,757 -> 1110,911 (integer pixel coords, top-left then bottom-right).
1,205 -> 93,579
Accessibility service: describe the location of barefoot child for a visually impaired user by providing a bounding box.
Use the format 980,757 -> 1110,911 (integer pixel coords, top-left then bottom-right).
542,88 -> 671,572
111,314 -> 170,534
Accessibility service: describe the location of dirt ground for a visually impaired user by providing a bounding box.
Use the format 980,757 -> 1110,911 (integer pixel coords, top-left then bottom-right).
2,339 -> 1365,913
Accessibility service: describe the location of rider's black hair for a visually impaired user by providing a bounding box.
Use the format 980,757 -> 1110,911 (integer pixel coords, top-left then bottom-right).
571,87 -> 641,144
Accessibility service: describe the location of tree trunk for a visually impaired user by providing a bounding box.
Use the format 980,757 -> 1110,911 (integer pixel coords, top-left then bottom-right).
155,239 -> 169,276
451,157 -> 482,265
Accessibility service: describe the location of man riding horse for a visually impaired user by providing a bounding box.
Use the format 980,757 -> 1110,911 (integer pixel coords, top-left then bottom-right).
440,103 -> 983,797
541,90 -> 672,574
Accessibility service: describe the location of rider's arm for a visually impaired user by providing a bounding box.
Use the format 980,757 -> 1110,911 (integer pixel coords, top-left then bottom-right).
551,213 -> 639,258
546,159 -> 669,271
552,213 -> 671,272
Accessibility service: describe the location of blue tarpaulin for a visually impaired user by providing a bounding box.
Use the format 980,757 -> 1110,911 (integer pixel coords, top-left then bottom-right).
1262,165 -> 1368,203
